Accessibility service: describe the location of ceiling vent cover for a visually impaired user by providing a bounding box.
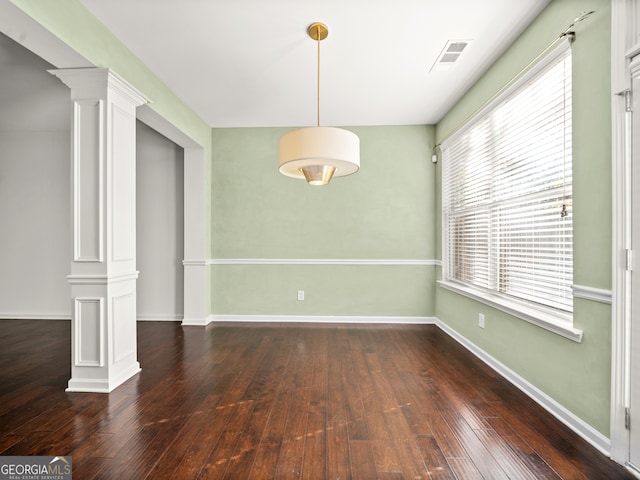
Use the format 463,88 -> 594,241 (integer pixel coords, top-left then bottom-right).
430,40 -> 472,72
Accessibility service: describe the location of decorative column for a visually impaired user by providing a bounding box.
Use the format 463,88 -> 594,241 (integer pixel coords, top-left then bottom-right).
50,68 -> 148,393
182,148 -> 209,326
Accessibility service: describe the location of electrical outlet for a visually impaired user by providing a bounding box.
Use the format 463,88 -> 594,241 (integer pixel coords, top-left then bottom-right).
478,313 -> 485,329
297,290 -> 305,301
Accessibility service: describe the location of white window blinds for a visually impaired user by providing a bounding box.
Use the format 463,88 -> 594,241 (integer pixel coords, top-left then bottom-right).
442,42 -> 572,315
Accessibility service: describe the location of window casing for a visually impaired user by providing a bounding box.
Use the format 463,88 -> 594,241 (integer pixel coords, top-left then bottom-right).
441,41 -> 574,332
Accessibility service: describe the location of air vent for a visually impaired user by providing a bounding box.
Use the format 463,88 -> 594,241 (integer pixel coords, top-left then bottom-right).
430,40 -> 472,72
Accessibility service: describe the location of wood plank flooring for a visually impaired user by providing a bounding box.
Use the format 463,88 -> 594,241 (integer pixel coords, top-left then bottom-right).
0,320 -> 634,479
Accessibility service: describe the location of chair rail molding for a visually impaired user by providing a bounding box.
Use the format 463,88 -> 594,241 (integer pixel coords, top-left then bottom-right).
207,258 -> 439,266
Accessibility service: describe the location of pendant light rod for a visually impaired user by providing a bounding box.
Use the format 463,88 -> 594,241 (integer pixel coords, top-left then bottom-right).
308,22 -> 328,127
317,25 -> 321,127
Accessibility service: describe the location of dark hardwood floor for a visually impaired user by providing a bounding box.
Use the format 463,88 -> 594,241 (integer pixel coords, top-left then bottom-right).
0,320 -> 634,479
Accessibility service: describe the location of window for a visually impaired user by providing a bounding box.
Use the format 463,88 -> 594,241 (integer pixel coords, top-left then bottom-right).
441,41 -> 573,327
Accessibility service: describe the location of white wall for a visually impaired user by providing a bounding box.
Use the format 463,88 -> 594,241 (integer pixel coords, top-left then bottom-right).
0,132 -> 70,318
0,32 -> 185,321
136,121 -> 184,320
0,32 -> 71,319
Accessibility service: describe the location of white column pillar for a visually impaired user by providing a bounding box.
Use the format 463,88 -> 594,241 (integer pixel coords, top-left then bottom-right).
50,68 -> 148,393
135,105 -> 209,326
182,147 -> 209,326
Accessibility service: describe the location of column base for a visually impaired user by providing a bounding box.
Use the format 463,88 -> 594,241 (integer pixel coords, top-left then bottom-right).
66,362 -> 141,393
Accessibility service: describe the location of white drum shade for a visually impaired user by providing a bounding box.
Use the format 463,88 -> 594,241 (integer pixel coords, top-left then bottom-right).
278,126 -> 360,183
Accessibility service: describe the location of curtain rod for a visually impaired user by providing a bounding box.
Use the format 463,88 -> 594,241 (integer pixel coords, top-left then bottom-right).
433,10 -> 595,155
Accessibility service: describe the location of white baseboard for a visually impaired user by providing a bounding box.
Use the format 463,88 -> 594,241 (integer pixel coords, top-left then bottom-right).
626,465 -> 640,479
207,314 -> 436,325
137,314 -> 182,322
434,318 -> 611,457
0,313 -> 70,320
0,313 -> 185,322
181,316 -> 210,326
66,363 -> 141,394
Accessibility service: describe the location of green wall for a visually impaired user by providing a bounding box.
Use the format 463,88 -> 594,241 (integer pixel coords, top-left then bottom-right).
212,264 -> 434,317
210,125 -> 436,317
435,0 -> 612,435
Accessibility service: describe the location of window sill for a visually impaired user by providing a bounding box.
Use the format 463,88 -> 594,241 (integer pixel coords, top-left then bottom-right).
437,280 -> 583,343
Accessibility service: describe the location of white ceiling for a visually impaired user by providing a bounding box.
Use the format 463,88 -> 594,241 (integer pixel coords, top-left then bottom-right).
81,0 -> 550,128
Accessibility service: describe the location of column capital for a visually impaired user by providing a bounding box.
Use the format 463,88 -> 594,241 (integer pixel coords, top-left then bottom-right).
49,67 -> 148,106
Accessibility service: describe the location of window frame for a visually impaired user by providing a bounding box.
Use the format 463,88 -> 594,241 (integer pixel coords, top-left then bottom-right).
439,38 -> 582,342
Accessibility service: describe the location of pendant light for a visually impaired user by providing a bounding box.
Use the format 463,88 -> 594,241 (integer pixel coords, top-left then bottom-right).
278,22 -> 360,186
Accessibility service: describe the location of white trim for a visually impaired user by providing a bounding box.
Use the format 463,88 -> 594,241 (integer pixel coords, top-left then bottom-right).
0,314 -> 185,322
72,98 -> 104,263
137,314 -> 182,321
611,0 -> 637,465
66,378 -> 111,394
438,280 -> 583,342
207,314 -> 436,325
572,285 -> 613,304
181,316 -> 209,326
67,271 -> 139,285
627,465 -> 640,479
628,42 -> 640,60
0,313 -> 71,320
109,102 -> 137,263
182,259 -> 209,266
74,297 -> 104,367
51,68 -> 148,105
201,258 -> 438,266
65,362 -> 141,393
137,104 -> 202,149
435,318 -> 611,457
